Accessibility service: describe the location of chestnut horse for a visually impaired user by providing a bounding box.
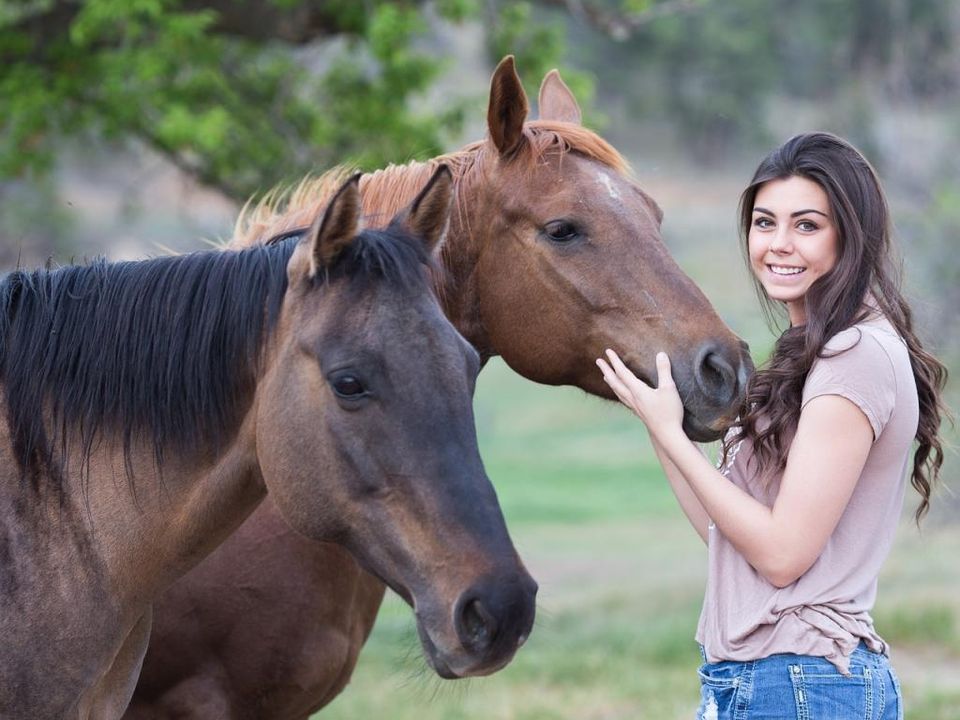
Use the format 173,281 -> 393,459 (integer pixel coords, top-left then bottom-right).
129,58 -> 750,718
0,169 -> 537,719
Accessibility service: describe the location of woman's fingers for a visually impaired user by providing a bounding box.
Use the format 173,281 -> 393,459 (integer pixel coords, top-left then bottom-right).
598,349 -> 685,433
655,351 -> 675,389
604,349 -> 652,393
596,358 -> 633,400
597,355 -> 656,419
604,348 -> 633,379
596,358 -> 642,414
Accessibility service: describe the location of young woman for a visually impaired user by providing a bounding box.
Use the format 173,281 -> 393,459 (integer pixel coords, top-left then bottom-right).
597,132 -> 947,719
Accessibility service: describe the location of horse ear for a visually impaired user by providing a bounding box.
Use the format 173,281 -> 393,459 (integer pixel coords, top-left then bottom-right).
538,69 -> 582,125
487,55 -> 529,158
393,165 -> 454,255
307,173 -> 362,277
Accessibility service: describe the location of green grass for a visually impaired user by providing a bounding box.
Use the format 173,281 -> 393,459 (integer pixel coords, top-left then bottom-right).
875,604 -> 959,650
906,693 -> 960,720
317,359 -> 960,720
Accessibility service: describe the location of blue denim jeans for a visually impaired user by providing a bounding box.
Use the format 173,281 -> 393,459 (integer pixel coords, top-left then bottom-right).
696,645 -> 903,719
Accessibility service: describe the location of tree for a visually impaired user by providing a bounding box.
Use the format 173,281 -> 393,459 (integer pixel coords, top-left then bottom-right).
0,0 -> 704,203
2,0 -> 480,201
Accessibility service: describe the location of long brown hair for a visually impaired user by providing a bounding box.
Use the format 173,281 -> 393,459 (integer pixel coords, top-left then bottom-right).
727,132 -> 948,521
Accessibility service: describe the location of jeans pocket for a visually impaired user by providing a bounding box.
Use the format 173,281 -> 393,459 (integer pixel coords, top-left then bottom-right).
789,662 -> 871,720
697,662 -> 742,720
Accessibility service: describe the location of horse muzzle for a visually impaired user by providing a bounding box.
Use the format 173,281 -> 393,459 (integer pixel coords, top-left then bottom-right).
414,570 -> 538,679
680,338 -> 753,441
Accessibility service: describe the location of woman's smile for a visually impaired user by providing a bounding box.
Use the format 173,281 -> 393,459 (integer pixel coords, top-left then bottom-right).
768,264 -> 805,276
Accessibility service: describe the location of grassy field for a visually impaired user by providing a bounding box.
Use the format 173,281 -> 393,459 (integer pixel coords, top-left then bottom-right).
318,359 -> 960,720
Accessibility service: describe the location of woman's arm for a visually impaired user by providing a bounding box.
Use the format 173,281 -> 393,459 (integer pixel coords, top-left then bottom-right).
649,434 -> 711,544
597,350 -> 873,588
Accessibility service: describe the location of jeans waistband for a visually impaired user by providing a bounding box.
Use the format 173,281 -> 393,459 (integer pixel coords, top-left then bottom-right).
698,640 -> 887,668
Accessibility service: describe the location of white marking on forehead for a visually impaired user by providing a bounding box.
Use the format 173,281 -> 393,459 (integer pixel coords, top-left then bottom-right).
596,171 -> 621,201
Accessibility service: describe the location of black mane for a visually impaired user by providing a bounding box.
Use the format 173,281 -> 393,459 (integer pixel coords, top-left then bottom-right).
0,224 -> 432,494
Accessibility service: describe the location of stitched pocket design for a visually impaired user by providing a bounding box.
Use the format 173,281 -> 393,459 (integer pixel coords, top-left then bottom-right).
789,662 -> 871,719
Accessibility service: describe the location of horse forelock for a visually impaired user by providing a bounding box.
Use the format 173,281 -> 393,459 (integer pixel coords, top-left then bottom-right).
318,225 -> 439,297
523,121 -> 631,176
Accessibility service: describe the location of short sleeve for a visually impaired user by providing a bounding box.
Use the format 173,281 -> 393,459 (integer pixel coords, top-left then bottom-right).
802,328 -> 897,440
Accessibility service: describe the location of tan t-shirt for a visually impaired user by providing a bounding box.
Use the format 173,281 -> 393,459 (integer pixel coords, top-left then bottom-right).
695,315 -> 919,673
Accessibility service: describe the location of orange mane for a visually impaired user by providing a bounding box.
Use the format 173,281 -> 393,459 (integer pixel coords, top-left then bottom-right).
230,121 -> 632,249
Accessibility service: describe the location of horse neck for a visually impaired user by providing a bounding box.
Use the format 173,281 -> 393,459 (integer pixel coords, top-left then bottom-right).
0,255 -> 279,605
359,150 -> 496,358
0,373 -> 267,614
80,395 -> 266,607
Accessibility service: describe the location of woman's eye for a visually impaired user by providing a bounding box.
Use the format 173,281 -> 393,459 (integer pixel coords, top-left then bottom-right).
753,217 -> 774,229
332,375 -> 366,398
543,220 -> 580,243
797,220 -> 818,232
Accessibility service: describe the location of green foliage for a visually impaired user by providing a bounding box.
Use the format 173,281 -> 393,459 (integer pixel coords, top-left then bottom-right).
488,1 -> 563,96
628,0 -> 777,161
0,0 -> 595,201
314,4 -> 459,171
584,0 -> 959,163
0,0 -> 473,199
487,1 -> 597,124
4,0 -> 959,195
435,0 -> 481,23
3,1 -> 293,196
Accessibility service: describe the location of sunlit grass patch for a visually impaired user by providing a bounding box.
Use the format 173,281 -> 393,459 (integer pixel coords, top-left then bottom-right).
875,603 -> 959,651
321,590 -> 703,720
904,691 -> 960,720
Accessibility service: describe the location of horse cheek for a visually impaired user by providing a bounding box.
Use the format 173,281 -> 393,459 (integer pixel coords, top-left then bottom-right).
255,364 -> 340,541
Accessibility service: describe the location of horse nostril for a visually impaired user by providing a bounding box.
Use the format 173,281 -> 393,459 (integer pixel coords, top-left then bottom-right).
694,344 -> 738,407
458,598 -> 498,652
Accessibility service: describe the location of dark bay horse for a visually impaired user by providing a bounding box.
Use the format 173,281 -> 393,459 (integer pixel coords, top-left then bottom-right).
130,57 -> 751,718
0,169 -> 536,719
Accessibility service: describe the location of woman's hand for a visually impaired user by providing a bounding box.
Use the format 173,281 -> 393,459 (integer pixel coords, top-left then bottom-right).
595,349 -> 685,443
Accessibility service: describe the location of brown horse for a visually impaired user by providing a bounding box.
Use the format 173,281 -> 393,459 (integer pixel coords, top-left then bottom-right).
129,57 -> 750,718
0,168 -> 537,719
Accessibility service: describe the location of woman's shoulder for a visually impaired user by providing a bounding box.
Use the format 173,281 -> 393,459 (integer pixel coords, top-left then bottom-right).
805,317 -> 905,438
822,315 -> 906,364
809,315 -> 903,380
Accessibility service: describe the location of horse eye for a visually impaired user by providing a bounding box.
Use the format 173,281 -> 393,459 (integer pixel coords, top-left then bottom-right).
332,375 -> 366,399
543,220 -> 580,243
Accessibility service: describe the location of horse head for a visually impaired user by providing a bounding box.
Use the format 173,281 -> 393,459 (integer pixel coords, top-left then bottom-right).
255,167 -> 537,678
469,57 -> 751,441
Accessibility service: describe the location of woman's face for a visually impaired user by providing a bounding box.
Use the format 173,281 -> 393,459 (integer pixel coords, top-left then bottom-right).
748,175 -> 839,326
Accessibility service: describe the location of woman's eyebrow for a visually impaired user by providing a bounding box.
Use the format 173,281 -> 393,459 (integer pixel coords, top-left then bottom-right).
752,206 -> 829,218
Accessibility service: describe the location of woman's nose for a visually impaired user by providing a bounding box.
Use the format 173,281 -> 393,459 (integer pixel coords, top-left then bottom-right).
769,228 -> 792,252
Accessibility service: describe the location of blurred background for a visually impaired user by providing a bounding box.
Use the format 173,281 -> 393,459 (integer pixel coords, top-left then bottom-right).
2,1 -> 958,717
